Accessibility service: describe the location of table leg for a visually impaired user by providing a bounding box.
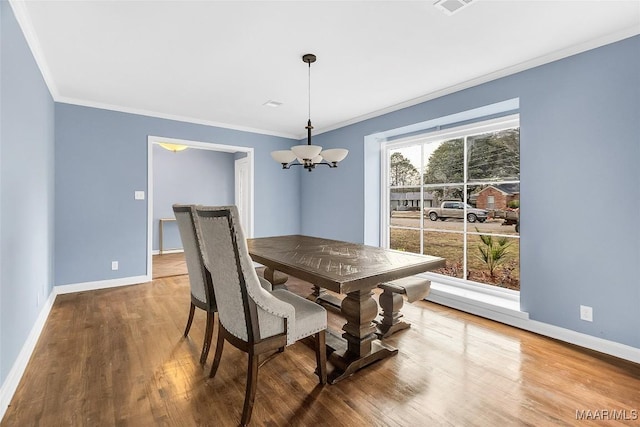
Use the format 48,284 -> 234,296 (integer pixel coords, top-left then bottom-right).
313,285 -> 342,310
327,289 -> 398,384
263,267 -> 289,285
375,288 -> 411,338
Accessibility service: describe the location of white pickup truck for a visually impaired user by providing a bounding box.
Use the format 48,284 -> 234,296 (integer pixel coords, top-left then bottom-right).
425,201 -> 488,223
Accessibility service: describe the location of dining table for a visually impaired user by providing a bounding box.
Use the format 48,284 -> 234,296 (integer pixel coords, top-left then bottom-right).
247,234 -> 445,384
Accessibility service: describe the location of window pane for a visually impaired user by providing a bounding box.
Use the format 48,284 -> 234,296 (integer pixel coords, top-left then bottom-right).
470,183 -> 520,235
389,228 -> 421,254
423,231 -> 463,279
389,146 -> 421,186
389,187 -> 422,227
467,234 -> 520,290
467,129 -> 520,183
423,185 -> 465,233
424,138 -> 464,185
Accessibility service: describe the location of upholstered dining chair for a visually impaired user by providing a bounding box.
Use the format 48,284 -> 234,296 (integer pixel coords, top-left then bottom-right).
173,204 -> 217,365
193,205 -> 327,426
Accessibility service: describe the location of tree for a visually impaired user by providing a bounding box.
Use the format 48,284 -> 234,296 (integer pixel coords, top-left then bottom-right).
467,129 -> 519,181
423,130 -> 520,202
390,152 -> 419,186
423,138 -> 464,200
423,138 -> 464,185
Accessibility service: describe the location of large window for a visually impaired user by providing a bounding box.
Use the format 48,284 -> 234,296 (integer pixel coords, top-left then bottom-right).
383,115 -> 520,291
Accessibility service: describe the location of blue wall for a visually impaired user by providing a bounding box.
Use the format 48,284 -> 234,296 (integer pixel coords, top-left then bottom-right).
55,104 -> 300,286
152,144 -> 236,251
0,0 -> 55,382
300,36 -> 640,349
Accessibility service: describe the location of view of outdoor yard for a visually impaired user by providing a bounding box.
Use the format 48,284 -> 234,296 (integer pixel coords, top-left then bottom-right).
389,212 -> 520,290
386,118 -> 520,291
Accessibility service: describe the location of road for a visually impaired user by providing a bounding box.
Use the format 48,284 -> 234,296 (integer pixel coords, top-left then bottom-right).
390,212 -> 519,236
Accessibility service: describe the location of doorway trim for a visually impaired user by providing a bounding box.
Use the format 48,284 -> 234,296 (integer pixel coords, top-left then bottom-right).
235,156 -> 254,238
147,135 -> 254,278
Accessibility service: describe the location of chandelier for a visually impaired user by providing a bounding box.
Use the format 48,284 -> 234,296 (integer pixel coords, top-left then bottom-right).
271,54 -> 348,172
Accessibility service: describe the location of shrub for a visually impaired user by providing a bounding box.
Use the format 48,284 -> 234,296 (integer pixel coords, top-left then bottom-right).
475,228 -> 512,277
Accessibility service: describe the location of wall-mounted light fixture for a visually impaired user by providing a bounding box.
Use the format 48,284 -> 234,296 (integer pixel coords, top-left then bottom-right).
159,143 -> 189,152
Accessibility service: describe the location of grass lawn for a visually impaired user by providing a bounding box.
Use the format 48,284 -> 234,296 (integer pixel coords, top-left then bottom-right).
390,227 -> 520,290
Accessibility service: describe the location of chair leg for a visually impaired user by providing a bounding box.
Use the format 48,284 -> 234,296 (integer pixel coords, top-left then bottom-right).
209,330 -> 225,378
315,331 -> 327,385
183,303 -> 196,337
241,352 -> 259,426
200,312 -> 215,364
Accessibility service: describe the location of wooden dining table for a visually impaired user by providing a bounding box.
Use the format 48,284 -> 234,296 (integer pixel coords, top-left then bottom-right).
247,234 -> 445,384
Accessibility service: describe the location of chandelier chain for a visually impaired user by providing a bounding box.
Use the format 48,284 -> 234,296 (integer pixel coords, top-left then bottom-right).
308,61 -> 311,121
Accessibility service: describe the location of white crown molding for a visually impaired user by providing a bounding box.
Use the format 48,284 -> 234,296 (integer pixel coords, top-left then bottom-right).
8,0 -> 59,99
0,290 -> 56,422
313,26 -> 640,137
10,0 -> 297,140
10,0 -> 639,144
55,97 -> 299,140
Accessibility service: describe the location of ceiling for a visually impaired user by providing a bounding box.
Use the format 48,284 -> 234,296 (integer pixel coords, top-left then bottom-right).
12,1 -> 640,139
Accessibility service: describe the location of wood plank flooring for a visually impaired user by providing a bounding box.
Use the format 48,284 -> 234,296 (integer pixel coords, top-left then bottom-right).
152,252 -> 187,279
2,254 -> 639,426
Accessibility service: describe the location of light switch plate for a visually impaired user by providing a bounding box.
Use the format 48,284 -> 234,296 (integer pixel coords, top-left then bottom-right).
134,191 -> 145,200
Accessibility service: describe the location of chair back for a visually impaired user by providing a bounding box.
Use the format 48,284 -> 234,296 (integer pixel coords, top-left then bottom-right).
193,205 -> 264,344
172,204 -> 215,310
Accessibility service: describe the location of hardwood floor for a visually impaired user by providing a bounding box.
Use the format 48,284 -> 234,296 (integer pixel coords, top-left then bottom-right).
152,252 -> 187,279
3,254 -> 639,426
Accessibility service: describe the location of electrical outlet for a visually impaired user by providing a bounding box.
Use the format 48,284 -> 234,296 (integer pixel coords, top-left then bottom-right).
580,305 -> 593,322
111,261 -> 119,271
134,191 -> 145,200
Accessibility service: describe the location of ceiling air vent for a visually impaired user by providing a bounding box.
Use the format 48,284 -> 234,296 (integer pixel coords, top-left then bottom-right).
433,0 -> 476,15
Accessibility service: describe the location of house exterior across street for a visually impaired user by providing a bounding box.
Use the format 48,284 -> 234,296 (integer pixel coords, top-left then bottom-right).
474,183 -> 520,210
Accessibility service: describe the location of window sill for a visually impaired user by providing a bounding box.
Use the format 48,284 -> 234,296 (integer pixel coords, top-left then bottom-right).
420,273 -> 528,320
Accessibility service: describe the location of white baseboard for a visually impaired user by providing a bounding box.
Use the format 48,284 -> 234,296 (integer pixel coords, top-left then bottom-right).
55,275 -> 151,295
525,319 -> 640,364
0,290 -> 56,422
151,249 -> 184,256
1,274 -> 152,422
427,291 -> 640,364
1,273 -> 637,425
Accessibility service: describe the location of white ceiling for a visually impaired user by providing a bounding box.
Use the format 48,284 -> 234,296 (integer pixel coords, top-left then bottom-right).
12,0 -> 640,139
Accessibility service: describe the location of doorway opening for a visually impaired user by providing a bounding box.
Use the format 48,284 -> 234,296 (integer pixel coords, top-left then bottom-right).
147,135 -> 254,279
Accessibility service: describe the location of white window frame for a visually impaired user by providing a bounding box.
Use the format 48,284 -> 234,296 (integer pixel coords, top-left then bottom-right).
381,114 -> 521,300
